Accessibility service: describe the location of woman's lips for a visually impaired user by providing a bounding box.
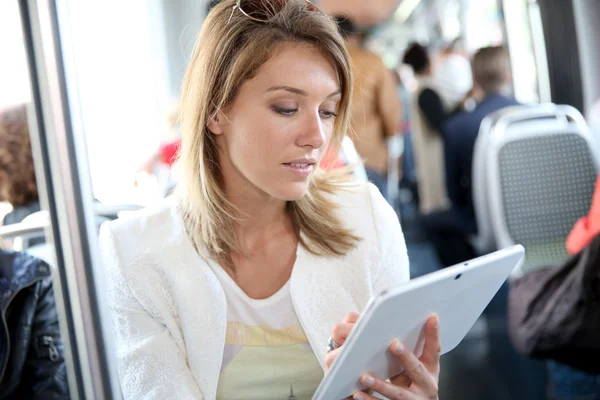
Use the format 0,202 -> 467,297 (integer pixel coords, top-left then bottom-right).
282,162 -> 314,177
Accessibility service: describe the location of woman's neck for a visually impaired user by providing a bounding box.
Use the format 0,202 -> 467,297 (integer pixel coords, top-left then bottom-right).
226,186 -> 295,252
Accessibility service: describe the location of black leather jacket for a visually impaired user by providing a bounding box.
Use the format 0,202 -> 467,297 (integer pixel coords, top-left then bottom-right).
0,251 -> 70,399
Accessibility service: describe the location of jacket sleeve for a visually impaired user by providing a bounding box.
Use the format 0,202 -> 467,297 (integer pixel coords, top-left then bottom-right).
99,223 -> 204,400
367,184 -> 410,294
21,275 -> 70,400
418,89 -> 447,133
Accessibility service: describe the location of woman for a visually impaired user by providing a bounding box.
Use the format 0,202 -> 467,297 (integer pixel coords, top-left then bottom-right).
100,1 -> 441,399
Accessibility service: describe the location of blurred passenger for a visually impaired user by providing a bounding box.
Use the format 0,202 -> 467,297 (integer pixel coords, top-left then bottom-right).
100,1 -> 441,399
0,250 -> 70,398
422,46 -> 517,267
402,43 -> 461,214
435,37 -> 473,102
336,16 -> 400,200
394,70 -> 418,203
135,104 -> 182,197
0,104 -> 41,226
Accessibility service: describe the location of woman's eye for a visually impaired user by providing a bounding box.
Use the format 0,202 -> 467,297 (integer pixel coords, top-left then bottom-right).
272,106 -> 297,115
320,110 -> 338,119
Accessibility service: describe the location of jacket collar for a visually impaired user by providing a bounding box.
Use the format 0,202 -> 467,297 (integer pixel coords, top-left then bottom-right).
0,251 -> 51,311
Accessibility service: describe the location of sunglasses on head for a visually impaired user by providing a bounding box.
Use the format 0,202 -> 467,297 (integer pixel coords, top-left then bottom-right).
228,0 -> 319,24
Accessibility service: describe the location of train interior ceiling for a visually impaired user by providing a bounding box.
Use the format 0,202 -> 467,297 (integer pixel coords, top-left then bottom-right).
1,0 -> 600,399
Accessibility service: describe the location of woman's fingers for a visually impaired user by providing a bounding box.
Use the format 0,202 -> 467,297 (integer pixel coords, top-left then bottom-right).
331,312 -> 359,346
419,314 -> 442,373
355,374 -> 420,400
324,347 -> 341,372
351,315 -> 440,399
390,371 -> 412,388
388,339 -> 439,398
343,311 -> 360,324
331,322 -> 354,346
327,312 -> 359,373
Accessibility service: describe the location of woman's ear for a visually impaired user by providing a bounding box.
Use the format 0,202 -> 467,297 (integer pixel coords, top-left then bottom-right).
207,110 -> 225,135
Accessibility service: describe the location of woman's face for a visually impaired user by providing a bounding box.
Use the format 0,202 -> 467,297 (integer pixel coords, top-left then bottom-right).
209,42 -> 341,202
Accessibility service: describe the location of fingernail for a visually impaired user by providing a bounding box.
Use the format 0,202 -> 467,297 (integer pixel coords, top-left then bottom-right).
395,340 -> 405,354
361,374 -> 375,386
433,314 -> 439,328
353,392 -> 364,400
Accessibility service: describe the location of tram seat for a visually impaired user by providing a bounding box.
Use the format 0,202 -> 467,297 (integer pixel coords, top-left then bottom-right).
483,104 -> 599,276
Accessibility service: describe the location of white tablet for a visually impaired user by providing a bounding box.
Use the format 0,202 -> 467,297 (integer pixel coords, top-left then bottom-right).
313,245 -> 524,400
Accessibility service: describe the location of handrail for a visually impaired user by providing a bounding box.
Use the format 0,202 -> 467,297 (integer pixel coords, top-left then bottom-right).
493,104 -> 588,133
0,204 -> 144,240
93,203 -> 143,218
0,220 -> 48,240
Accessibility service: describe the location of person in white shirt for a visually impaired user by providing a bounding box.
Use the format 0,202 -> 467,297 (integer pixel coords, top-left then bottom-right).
435,38 -> 473,102
99,1 -> 441,399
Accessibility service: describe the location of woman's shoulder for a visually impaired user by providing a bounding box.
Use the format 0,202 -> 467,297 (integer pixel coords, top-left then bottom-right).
329,182 -> 410,288
330,182 -> 398,237
100,197 -> 186,263
105,197 -> 178,232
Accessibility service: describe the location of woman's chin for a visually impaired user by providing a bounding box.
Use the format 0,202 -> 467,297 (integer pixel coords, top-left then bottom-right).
272,182 -> 310,202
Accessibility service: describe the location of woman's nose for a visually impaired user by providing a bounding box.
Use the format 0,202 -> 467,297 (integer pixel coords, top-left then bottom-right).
297,112 -> 326,149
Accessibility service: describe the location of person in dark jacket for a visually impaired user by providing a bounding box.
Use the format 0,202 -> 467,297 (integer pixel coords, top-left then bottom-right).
0,250 -> 70,399
421,46 -> 518,267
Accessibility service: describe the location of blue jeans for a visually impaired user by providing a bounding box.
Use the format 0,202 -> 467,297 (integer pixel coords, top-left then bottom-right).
402,132 -> 417,183
366,168 -> 388,202
549,361 -> 600,399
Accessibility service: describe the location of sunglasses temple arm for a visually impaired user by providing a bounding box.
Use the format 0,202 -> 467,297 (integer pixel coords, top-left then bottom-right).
227,5 -> 238,24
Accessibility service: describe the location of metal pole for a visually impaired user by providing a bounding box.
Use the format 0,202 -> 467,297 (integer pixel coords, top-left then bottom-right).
18,0 -> 121,398
527,0 -> 552,103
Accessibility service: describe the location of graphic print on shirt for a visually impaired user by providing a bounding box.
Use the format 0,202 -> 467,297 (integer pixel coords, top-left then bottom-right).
216,320 -> 323,400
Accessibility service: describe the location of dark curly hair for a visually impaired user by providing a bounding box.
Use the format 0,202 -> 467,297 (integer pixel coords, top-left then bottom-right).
402,42 -> 430,74
0,104 -> 38,206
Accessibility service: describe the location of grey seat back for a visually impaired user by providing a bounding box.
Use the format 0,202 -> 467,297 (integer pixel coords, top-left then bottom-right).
486,104 -> 599,276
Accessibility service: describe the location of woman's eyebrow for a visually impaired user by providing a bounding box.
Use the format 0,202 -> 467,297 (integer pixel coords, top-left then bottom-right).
265,86 -> 308,96
326,89 -> 342,99
265,86 -> 342,99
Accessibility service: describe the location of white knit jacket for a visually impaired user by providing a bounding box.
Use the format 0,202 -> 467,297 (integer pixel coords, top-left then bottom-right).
99,183 -> 410,400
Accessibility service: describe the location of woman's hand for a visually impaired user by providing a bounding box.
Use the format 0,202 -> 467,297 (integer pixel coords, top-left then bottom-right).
353,314 -> 441,400
324,312 -> 360,373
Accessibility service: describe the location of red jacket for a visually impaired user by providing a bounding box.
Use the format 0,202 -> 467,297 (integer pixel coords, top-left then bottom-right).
566,175 -> 600,255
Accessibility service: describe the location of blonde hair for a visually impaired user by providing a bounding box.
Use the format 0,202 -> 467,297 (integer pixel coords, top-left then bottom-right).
472,46 -> 510,94
177,0 -> 360,267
